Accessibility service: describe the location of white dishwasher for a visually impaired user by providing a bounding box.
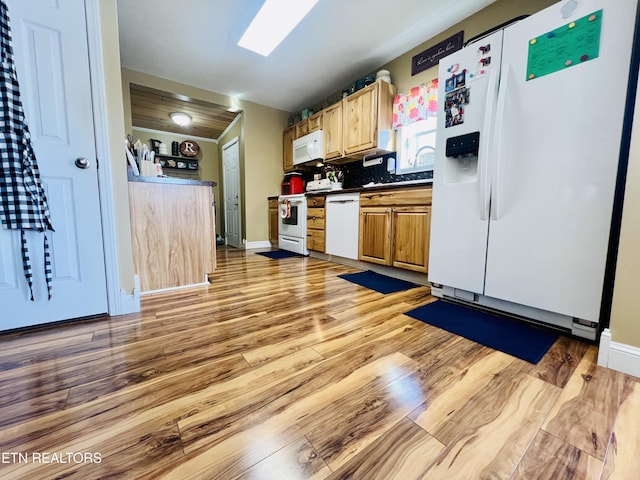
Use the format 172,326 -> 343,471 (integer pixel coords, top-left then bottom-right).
325,193 -> 360,260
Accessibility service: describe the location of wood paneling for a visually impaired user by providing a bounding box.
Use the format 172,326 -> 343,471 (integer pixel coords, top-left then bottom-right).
128,181 -> 216,291
130,84 -> 239,139
0,248 -> 637,479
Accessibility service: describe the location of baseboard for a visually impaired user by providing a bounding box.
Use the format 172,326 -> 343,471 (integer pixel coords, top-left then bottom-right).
245,240 -> 272,250
598,328 -> 640,378
141,281 -> 210,296
309,251 -> 430,286
118,288 -> 141,315
114,274 -> 141,315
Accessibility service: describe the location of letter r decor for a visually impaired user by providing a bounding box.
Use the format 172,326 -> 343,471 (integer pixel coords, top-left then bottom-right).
180,140 -> 200,157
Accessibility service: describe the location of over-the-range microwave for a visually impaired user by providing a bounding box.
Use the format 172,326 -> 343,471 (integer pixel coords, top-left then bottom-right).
293,130 -> 324,165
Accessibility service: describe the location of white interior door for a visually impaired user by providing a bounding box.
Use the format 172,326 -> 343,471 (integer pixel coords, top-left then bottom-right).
0,0 -> 107,330
222,137 -> 242,248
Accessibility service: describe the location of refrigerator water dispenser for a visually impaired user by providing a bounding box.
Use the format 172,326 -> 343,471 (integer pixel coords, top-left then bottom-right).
444,132 -> 480,184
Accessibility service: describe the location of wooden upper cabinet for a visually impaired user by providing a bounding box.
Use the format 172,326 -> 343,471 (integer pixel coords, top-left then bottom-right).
324,102 -> 343,160
295,119 -> 309,138
282,80 -> 394,165
344,83 -> 378,155
308,111 -> 323,132
343,81 -> 395,156
283,126 -> 294,171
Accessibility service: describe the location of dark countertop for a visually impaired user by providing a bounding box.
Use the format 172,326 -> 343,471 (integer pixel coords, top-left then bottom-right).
269,181 -> 433,200
128,168 -> 216,187
306,180 -> 433,197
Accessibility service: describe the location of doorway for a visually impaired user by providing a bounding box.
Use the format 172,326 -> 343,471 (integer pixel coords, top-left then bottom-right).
222,137 -> 242,248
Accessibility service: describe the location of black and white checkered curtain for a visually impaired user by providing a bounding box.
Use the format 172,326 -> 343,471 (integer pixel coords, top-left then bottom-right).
0,0 -> 54,300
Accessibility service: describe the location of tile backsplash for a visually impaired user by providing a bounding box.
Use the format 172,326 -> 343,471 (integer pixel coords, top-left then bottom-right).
300,153 -> 433,188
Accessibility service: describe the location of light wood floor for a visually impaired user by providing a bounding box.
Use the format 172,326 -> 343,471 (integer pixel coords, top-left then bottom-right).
1,247 -> 639,479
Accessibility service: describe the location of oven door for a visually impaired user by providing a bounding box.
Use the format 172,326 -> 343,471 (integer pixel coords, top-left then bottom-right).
279,197 -> 305,238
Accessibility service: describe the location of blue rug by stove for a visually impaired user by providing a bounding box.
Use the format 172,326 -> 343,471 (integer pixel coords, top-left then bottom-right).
338,270 -> 419,294
405,300 -> 558,364
255,250 -> 303,259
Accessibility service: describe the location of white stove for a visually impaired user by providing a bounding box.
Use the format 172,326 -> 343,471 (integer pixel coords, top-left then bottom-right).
278,193 -> 308,255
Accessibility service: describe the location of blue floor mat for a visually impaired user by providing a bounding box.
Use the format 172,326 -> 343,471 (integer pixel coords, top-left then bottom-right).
255,250 -> 303,259
405,300 -> 558,364
338,270 -> 419,294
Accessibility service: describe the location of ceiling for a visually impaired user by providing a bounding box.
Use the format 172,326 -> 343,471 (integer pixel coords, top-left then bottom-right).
129,84 -> 239,139
118,0 -> 496,138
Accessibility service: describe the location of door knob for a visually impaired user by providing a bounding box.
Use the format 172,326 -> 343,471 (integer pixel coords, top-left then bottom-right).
75,157 -> 90,169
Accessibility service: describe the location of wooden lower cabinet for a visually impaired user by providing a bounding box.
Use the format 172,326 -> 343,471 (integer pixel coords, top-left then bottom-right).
358,188 -> 432,273
268,198 -> 279,245
307,195 -> 325,252
391,206 -> 431,273
359,207 -> 391,264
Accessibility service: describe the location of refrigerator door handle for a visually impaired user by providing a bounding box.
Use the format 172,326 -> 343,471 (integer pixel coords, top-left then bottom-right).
491,62 -> 510,220
479,68 -> 499,220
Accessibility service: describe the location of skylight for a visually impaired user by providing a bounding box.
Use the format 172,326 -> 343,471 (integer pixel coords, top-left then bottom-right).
237,0 -> 319,56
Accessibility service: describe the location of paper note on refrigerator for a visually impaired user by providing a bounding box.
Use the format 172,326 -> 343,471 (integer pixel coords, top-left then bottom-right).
526,9 -> 602,81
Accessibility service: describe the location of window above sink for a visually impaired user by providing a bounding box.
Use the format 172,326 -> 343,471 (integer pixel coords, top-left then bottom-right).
395,117 -> 437,175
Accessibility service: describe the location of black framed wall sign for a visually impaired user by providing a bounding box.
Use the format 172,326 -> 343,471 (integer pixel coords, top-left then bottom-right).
412,31 -> 464,75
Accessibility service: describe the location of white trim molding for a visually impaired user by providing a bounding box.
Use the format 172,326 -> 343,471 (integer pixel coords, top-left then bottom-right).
219,112 -> 243,141
245,240 -> 272,250
597,328 -> 640,378
85,0 -> 140,316
132,126 -> 219,144
141,282 -> 210,296
117,274 -> 141,314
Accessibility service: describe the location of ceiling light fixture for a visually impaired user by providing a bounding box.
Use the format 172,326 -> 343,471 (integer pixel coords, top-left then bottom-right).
170,112 -> 191,126
237,0 -> 319,57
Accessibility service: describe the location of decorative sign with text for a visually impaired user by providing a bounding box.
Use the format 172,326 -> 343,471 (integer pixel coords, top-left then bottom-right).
412,31 -> 464,76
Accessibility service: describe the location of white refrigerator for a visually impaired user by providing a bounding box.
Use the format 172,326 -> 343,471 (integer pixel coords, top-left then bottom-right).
428,0 -> 638,340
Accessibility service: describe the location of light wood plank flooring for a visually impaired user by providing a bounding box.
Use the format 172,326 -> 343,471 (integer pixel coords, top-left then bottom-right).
0,247 -> 638,479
